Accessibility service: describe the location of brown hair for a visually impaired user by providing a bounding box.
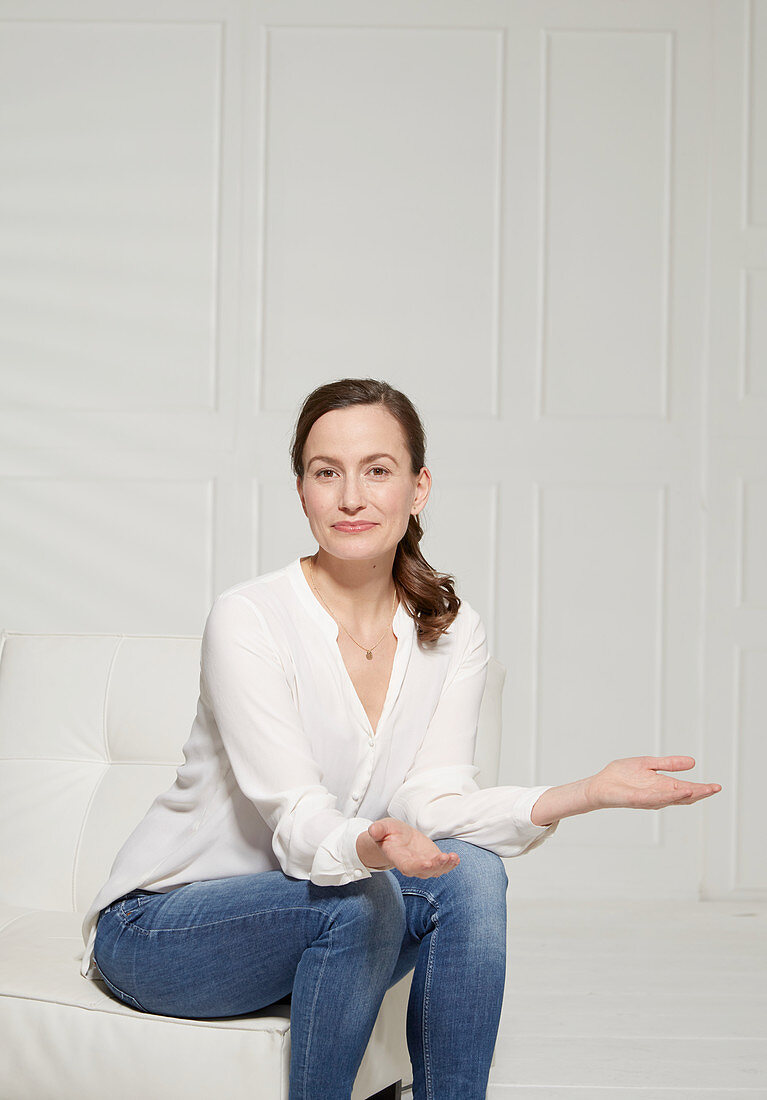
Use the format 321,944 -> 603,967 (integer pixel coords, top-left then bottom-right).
290,378 -> 460,646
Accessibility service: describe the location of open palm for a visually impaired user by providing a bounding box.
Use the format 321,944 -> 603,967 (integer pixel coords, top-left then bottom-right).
586,756 -> 721,811
367,818 -> 460,878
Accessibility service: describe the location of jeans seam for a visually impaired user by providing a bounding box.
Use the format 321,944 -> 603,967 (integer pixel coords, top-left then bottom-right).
398,887 -> 439,907
421,905 -> 439,1100
114,903 -> 333,936
93,952 -> 150,1013
299,921 -> 334,1098
397,886 -> 440,1099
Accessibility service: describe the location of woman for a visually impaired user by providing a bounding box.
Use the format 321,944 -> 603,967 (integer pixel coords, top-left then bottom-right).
81,378 -> 721,1100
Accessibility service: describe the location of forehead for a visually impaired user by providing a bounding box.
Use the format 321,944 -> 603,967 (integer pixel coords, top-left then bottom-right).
304,405 -> 408,456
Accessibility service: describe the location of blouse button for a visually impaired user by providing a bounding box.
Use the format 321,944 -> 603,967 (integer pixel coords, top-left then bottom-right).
351,790 -> 361,801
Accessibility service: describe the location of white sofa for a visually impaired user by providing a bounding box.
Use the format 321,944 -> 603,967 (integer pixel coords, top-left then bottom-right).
0,629 -> 505,1100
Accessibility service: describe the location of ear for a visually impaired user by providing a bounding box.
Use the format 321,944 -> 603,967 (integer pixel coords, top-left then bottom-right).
411,467 -> 431,517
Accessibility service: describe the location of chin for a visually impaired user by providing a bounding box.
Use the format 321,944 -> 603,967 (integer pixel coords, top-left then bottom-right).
328,541 -> 379,554
324,535 -> 390,557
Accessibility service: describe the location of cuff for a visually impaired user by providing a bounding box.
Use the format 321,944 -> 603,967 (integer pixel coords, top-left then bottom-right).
510,785 -> 560,855
342,816 -> 383,876
310,817 -> 376,885
513,785 -> 558,830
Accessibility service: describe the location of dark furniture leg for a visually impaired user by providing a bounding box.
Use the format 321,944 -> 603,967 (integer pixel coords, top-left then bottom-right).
365,1082 -> 403,1100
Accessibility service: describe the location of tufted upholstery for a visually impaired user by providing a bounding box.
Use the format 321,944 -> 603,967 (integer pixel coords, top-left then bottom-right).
0,630 -> 505,1099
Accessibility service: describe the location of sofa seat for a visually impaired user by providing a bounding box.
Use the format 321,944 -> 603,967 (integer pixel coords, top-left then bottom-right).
0,901 -> 413,1100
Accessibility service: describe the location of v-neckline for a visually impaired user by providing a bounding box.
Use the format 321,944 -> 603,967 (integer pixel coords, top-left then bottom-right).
289,556 -> 412,738
339,633 -> 399,737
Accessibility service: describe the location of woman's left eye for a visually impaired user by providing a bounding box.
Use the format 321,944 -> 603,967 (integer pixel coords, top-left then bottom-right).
370,467 -> 388,476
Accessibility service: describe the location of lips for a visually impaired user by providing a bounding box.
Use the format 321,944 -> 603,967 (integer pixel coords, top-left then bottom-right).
333,522 -> 377,531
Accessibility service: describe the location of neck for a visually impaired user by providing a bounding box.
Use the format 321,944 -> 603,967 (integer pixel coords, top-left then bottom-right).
306,548 -> 398,627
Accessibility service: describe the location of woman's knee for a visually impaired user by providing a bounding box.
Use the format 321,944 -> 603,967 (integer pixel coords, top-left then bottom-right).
329,869 -> 406,950
432,839 -> 508,909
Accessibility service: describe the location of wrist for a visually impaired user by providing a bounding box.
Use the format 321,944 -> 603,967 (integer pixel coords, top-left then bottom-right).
580,772 -> 602,811
355,828 -> 394,871
530,777 -> 595,826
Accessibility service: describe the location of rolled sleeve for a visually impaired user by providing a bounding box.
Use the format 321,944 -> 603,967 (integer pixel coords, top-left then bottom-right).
311,816 -> 379,885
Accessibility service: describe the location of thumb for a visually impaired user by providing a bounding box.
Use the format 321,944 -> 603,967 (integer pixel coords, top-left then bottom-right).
651,756 -> 696,772
368,820 -> 386,843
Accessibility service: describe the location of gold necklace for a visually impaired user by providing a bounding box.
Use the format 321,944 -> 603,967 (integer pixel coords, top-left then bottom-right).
307,556 -> 398,660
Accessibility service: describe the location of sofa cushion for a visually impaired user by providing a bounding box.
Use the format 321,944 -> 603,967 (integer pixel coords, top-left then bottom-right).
0,904 -> 412,1099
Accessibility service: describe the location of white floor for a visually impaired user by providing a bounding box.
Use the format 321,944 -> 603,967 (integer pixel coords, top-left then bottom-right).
405,899 -> 767,1099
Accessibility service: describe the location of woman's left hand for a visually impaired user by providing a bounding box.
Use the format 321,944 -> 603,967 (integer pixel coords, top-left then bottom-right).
585,756 -> 722,811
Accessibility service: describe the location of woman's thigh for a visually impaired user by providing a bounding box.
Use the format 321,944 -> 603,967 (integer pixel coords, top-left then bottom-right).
94,871 -> 402,1019
93,842 -> 507,1019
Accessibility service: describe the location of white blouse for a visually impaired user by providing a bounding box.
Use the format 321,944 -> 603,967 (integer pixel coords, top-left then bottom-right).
79,556 -> 558,980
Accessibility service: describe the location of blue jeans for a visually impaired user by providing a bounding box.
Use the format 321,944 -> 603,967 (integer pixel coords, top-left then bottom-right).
93,838 -> 508,1100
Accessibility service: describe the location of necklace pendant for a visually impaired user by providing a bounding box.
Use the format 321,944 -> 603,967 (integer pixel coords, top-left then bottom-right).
365,650 -> 373,661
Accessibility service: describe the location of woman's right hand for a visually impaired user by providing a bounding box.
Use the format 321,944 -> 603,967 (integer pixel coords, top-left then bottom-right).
356,817 -> 460,878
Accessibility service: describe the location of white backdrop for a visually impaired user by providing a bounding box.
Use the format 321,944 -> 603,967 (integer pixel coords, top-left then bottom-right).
0,0 -> 763,901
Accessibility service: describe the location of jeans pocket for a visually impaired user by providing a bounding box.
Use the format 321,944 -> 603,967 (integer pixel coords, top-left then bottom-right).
120,889 -> 159,921
100,889 -> 145,918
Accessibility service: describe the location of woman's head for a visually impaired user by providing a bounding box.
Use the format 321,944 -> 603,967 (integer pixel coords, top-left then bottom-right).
290,378 -> 460,644
293,386 -> 429,563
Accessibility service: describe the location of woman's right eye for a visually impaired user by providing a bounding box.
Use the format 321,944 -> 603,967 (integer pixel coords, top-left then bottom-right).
315,469 -> 336,479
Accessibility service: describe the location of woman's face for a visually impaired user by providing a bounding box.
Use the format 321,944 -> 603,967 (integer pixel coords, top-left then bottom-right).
296,404 -> 431,563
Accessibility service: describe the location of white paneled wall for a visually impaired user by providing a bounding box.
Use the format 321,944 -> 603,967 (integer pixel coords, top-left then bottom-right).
261,25 -> 503,416
703,0 -> 767,903
0,0 -> 762,901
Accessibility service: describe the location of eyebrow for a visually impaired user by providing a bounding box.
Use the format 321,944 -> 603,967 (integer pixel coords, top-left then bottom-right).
307,453 -> 399,469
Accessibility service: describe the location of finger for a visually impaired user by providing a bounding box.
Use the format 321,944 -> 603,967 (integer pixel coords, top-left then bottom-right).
399,848 -> 460,877
682,782 -> 722,796
412,856 -> 445,878
426,853 -> 460,877
667,783 -> 721,805
431,858 -> 459,877
649,784 -> 697,806
433,852 -> 458,869
678,784 -> 721,804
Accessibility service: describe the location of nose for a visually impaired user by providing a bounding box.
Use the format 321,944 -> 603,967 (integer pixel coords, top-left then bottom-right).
339,474 -> 366,512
